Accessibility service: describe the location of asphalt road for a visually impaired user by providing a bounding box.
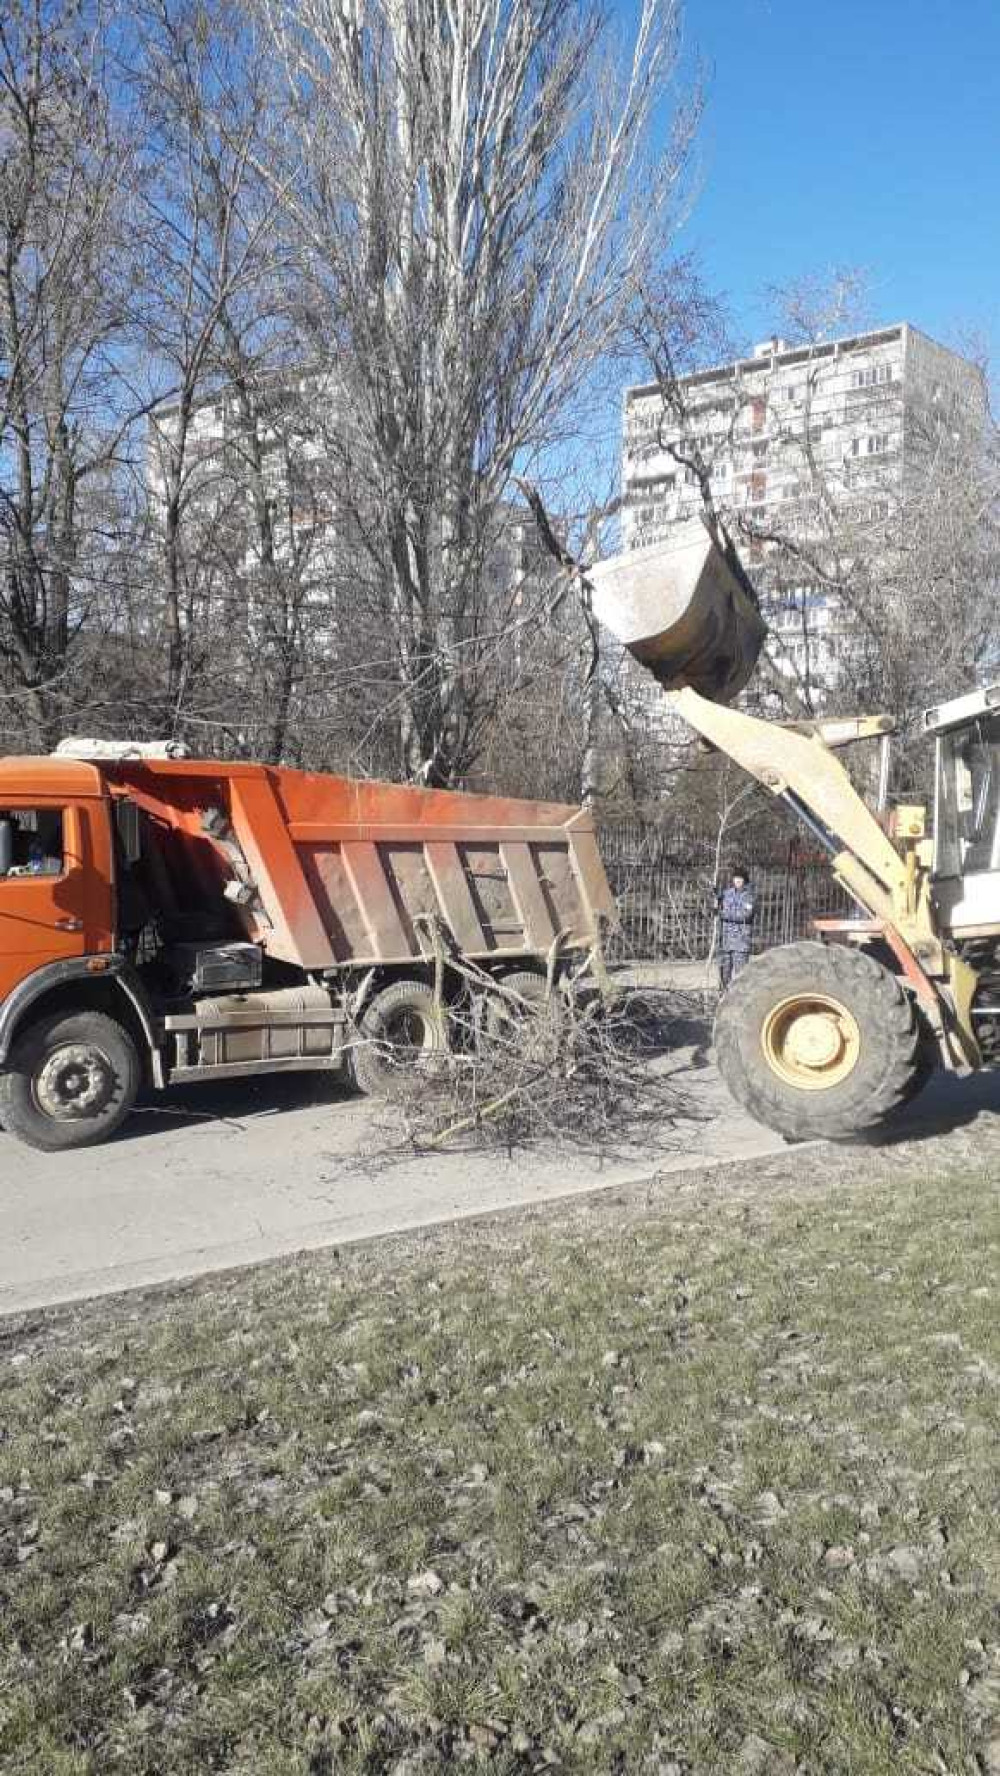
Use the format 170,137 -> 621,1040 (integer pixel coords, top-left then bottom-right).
0,1023 -> 794,1314
3,1012 -> 998,1316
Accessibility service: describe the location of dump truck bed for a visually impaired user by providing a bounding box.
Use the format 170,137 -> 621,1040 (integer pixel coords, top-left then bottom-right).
104,760 -> 616,971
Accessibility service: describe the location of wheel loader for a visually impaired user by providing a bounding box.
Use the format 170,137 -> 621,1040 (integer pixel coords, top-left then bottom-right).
588,515 -> 1000,1140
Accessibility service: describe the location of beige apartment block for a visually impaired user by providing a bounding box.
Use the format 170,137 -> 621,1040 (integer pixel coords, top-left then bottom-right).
621,323 -> 986,696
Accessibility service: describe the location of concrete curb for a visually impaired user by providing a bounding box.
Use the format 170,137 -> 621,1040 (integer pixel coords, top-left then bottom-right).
0,1135 -> 828,1324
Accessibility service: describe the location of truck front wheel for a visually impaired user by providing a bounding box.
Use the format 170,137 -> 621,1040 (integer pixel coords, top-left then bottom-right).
714,940 -> 923,1141
0,1010 -> 141,1152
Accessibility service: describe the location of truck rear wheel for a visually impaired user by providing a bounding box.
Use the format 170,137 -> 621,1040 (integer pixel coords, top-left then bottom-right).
0,1010 -> 141,1152
348,979 -> 449,1098
714,940 -> 922,1141
484,970 -> 565,1063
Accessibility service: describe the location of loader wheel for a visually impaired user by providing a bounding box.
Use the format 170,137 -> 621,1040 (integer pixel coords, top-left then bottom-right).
0,1010 -> 140,1153
348,979 -> 449,1098
714,940 -> 921,1142
484,970 -> 565,1063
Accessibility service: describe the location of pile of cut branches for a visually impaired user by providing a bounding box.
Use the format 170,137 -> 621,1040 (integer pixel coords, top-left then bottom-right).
376,960 -> 706,1159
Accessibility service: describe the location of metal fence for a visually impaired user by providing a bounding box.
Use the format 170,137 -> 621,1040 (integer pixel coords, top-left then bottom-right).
599,821 -> 853,962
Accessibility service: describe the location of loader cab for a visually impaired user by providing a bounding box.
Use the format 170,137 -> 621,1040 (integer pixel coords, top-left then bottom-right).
926,687 -> 1000,938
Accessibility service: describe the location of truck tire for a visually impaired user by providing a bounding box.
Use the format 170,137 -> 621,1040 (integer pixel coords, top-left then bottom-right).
348,979 -> 449,1098
0,1010 -> 141,1153
714,940 -> 922,1142
484,970 -> 565,1062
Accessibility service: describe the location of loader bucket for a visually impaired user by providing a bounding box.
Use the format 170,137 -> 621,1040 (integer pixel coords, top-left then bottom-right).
586,515 -> 766,704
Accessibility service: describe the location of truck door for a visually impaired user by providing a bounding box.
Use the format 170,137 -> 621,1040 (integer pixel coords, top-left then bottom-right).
0,803 -> 93,1002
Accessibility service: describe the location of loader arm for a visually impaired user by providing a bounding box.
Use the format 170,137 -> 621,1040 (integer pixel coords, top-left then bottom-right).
670,686 -> 981,1069
670,687 -> 908,921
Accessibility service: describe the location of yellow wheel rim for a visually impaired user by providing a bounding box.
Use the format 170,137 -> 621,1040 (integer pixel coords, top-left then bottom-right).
761,993 -> 861,1091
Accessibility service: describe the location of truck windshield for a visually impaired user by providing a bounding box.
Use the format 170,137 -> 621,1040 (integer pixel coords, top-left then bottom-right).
936,717 -> 1000,876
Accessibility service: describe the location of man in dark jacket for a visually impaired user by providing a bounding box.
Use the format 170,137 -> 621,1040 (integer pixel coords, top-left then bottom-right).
716,867 -> 756,991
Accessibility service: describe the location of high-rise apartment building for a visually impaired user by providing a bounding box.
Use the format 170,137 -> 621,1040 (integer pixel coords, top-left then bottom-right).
622,323 -> 986,693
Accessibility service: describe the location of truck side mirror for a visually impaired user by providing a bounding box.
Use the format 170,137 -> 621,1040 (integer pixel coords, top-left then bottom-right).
115,798 -> 143,867
0,819 -> 11,877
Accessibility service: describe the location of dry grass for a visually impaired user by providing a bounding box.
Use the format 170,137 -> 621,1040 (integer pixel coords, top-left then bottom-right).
1,1137 -> 999,1774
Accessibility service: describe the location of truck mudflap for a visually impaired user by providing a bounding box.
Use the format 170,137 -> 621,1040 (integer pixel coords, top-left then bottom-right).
0,956 -> 165,1087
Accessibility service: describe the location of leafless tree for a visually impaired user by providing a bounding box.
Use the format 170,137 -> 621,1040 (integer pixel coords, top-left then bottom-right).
0,0 -> 138,748
131,0 -> 307,744
256,0 -> 699,787
735,275 -> 1000,761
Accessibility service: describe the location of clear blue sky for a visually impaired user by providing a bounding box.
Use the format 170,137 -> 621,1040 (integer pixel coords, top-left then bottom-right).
649,0 -> 1000,379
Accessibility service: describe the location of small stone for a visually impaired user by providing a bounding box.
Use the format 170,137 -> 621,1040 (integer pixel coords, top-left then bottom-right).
407,1569 -> 444,1597
820,1643 -> 860,1674
601,1351 -> 621,1369
736,1733 -> 794,1774
149,1540 -> 170,1565
469,1724 -> 499,1749
154,1489 -> 173,1506
177,1495 -> 198,1521
885,1545 -> 923,1583
824,1545 -> 855,1569
356,1410 -> 380,1430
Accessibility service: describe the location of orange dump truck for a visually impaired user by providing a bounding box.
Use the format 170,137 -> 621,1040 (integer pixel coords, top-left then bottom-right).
0,747 -> 616,1150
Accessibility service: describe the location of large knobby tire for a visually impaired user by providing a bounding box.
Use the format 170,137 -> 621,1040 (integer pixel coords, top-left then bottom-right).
484,970 -> 565,1065
714,940 -> 922,1142
0,1010 -> 141,1153
348,979 -> 449,1098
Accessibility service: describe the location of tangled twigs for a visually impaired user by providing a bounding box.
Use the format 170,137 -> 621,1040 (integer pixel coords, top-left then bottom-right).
378,958 -> 704,1160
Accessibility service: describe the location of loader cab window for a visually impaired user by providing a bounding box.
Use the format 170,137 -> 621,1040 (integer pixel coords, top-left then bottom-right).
0,809 -> 65,880
936,717 -> 1000,877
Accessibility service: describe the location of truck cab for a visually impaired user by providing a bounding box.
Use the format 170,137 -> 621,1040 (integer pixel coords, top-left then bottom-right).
0,759 -> 117,998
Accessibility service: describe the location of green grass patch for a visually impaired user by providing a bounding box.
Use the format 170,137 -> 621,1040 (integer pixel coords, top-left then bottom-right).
1,1147 -> 999,1773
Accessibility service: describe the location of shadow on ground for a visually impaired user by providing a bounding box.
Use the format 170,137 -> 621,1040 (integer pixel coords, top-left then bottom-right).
119,1071 -> 359,1143
865,1066 -> 1000,1146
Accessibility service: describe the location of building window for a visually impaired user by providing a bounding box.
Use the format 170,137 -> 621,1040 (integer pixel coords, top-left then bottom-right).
849,433 -> 890,458
851,364 -> 894,389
